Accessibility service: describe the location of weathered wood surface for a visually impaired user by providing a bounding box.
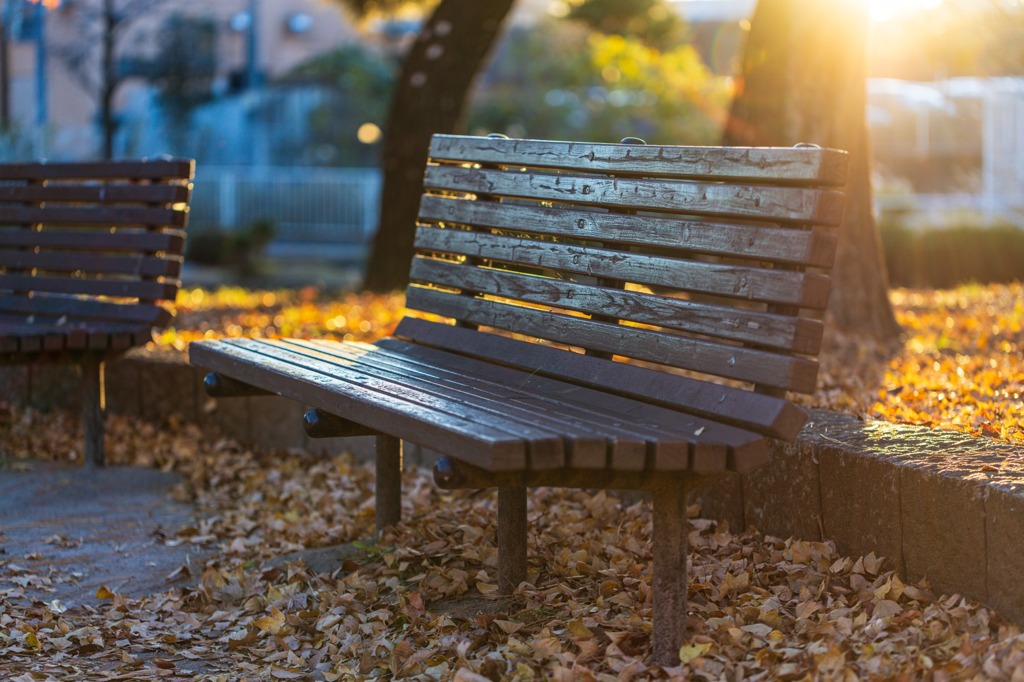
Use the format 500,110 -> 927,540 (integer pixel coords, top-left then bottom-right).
651,477 -> 689,666
0,250 -> 182,278
0,295 -> 170,326
302,337 -> 769,471
428,134 -> 849,185
417,195 -> 839,268
376,435 -> 403,533
0,206 -> 186,227
395,317 -> 809,439
0,183 -> 190,204
1,230 -> 184,253
405,287 -> 819,393
0,274 -> 178,301
409,258 -> 824,354
189,339 -> 529,472
412,226 -> 832,309
423,165 -> 845,225
0,158 -> 193,181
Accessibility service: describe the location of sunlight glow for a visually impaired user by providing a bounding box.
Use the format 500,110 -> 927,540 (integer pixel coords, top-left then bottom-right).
867,0 -> 943,22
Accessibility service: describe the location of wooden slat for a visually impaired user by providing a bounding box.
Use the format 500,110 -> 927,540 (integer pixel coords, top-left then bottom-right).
0,159 -> 194,181
423,166 -> 846,226
234,338 -> 565,471
361,338 -> 768,472
296,338 -> 671,471
0,250 -> 181,278
276,338 -> 618,470
405,287 -> 819,393
417,195 -> 839,268
0,274 -> 178,301
410,258 -> 824,354
428,135 -> 850,186
0,229 -> 185,254
189,338 -> 528,472
0,294 -> 170,326
395,317 -> 810,438
0,184 -> 191,205
0,206 -> 187,227
414,226 -> 831,309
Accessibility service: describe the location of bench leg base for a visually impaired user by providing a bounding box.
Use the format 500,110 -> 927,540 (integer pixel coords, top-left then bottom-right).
81,356 -> 105,468
651,478 -> 689,666
375,435 -> 402,535
498,485 -> 527,593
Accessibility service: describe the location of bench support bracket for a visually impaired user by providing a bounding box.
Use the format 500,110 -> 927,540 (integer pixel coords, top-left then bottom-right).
651,475 -> 689,667
498,485 -> 528,593
375,435 -> 402,535
81,354 -> 105,467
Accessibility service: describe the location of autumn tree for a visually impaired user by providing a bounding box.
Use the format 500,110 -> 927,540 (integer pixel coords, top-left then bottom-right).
724,0 -> 901,340
358,0 -> 516,292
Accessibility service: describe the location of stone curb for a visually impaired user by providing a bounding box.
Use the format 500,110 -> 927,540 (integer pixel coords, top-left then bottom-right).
5,354 -> 1023,622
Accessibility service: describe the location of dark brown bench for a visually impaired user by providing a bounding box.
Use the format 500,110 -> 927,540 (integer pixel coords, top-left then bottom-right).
0,158 -> 194,467
190,134 -> 847,664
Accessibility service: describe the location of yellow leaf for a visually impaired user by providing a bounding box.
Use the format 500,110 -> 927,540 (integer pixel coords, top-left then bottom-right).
679,641 -> 712,664
254,607 -> 287,635
23,632 -> 40,649
96,586 -> 116,599
567,618 -> 593,640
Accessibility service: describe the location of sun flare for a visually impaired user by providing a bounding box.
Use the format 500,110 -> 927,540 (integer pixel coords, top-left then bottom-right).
866,0 -> 943,21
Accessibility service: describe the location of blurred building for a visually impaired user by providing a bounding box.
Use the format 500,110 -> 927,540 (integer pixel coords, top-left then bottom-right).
1,0 -> 357,159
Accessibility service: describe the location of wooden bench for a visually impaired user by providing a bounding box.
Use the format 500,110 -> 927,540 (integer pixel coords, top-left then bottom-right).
0,158 -> 195,467
190,134 -> 848,664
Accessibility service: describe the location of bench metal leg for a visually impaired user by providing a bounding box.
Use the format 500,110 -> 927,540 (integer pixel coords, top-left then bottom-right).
651,477 -> 688,666
81,355 -> 105,468
498,485 -> 527,593
375,435 -> 402,535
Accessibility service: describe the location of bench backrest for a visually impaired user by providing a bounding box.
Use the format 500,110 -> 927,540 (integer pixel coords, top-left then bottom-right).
0,159 -> 194,331
395,135 -> 848,440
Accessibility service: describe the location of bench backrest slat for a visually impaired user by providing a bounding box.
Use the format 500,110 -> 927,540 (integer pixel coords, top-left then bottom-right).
2,229 -> 184,253
413,226 -> 831,309
408,257 -> 824,354
418,195 -> 839,268
0,206 -> 188,227
0,184 -> 191,204
0,158 -> 193,328
428,136 -> 849,185
405,135 -> 847,401
423,165 -> 845,225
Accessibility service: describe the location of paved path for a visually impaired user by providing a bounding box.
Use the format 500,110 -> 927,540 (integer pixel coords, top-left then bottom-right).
0,463 -> 210,607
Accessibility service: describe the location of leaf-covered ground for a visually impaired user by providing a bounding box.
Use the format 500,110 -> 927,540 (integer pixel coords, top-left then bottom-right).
1,282 -> 1022,679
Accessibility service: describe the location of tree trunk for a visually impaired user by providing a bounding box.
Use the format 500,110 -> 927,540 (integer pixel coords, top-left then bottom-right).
724,0 -> 901,340
362,0 -> 516,292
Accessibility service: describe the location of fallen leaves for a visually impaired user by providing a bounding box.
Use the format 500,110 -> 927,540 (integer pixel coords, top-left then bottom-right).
0,281 -> 1022,677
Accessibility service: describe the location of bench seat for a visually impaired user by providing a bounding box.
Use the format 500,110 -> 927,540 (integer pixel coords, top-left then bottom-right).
190,134 -> 848,664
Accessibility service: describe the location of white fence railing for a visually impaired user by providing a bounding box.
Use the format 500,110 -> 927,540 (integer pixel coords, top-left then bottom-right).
189,166 -> 382,260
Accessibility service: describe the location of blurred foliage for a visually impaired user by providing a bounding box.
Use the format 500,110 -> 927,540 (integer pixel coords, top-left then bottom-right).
872,0 -> 1024,78
881,218 -> 1024,288
564,0 -> 687,51
467,19 -> 730,145
283,46 -> 397,165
